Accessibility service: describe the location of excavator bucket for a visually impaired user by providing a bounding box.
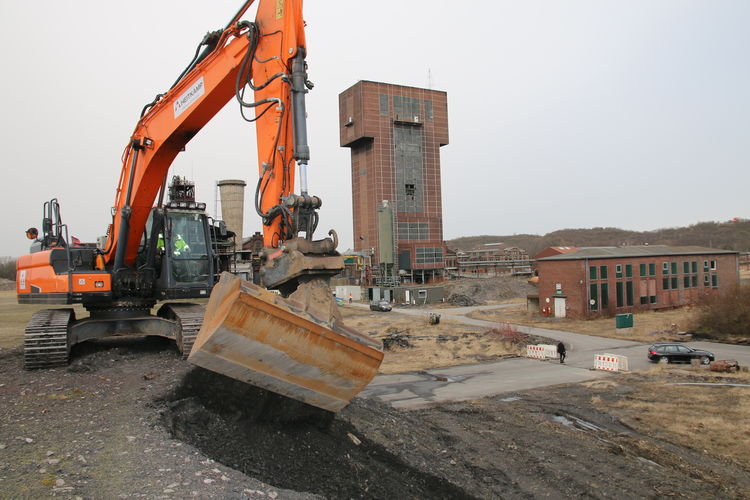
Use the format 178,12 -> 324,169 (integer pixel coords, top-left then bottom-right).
188,272 -> 384,412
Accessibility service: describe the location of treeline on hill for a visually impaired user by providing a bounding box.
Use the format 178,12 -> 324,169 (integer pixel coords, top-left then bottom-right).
448,220 -> 750,256
0,257 -> 15,281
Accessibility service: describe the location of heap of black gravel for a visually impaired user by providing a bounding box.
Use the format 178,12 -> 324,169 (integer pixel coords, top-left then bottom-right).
160,367 -> 475,499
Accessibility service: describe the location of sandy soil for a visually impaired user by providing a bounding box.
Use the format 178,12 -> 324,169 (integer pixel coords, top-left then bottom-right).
339,307 -> 540,374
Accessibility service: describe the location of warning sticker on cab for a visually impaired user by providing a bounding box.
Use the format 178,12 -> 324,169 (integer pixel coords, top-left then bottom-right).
173,76 -> 205,119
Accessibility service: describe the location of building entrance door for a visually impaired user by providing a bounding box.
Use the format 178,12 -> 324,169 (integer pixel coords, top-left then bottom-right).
554,297 -> 566,318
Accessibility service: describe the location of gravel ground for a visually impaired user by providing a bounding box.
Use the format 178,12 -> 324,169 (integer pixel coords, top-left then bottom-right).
1,336 -> 748,499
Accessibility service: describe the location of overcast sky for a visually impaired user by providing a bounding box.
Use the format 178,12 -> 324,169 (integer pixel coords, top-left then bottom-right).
1,0 -> 748,258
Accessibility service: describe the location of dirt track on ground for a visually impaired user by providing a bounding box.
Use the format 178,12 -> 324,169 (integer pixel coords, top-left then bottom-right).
1,336 -> 748,499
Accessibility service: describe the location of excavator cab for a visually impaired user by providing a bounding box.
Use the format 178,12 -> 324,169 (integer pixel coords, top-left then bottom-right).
149,209 -> 214,299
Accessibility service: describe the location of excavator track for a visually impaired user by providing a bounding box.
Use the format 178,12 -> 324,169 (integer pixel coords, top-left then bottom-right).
158,303 -> 205,359
24,309 -> 74,369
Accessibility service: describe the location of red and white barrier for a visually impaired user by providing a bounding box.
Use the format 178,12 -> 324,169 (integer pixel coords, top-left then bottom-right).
526,344 -> 559,360
594,353 -> 629,372
526,345 -> 546,359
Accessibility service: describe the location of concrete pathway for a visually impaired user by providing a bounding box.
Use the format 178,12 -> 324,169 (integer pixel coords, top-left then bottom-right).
351,302 -> 750,409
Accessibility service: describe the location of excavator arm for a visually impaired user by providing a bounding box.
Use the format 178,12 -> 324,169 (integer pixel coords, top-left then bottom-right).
106,0 -> 310,270
104,0 -> 382,411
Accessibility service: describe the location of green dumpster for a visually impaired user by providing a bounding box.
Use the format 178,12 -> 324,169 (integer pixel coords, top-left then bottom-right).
615,313 -> 633,329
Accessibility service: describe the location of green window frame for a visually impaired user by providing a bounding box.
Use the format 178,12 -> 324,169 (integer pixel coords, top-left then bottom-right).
600,265 -> 608,280
684,276 -> 690,288
691,275 -> 698,287
649,295 -> 657,304
671,262 -> 678,275
711,274 -> 718,287
589,266 -> 597,281
589,284 -> 598,310
616,282 -> 624,307
662,262 -> 669,275
626,281 -> 634,306
639,263 -> 647,277
683,261 -> 690,274
601,283 -> 609,308
662,277 -> 670,290
615,264 -> 623,279
691,261 -> 698,273
671,277 -> 678,289
625,264 -> 633,278
649,263 -> 656,276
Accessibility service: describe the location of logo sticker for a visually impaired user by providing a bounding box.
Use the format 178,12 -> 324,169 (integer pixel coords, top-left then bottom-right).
174,76 -> 205,119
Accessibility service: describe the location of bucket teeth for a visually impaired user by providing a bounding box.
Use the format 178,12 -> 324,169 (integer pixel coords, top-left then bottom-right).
189,272 -> 383,412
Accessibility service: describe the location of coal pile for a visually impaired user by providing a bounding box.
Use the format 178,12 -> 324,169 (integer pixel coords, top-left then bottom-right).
161,368 -> 473,499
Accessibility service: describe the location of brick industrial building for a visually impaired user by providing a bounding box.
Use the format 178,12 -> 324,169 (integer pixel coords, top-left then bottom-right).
339,81 -> 449,284
535,246 -> 739,319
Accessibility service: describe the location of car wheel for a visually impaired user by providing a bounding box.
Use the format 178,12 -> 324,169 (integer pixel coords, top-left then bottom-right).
658,356 -> 669,365
700,356 -> 710,365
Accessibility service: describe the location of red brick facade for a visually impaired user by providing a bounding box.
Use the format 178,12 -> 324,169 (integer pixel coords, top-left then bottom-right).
536,247 -> 739,319
339,81 -> 448,282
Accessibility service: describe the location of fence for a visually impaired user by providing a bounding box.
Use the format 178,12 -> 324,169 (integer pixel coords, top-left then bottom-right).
594,353 -> 629,372
526,344 -> 559,360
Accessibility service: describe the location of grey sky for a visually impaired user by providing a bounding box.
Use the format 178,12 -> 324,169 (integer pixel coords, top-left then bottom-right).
1,0 -> 748,258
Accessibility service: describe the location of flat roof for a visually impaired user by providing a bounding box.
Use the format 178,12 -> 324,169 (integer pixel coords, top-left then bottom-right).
537,245 -> 738,261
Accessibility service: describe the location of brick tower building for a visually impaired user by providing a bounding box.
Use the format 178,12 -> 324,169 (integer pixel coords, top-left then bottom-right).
339,81 -> 449,283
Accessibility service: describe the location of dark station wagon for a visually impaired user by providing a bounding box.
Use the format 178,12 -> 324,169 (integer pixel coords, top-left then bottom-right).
647,343 -> 715,365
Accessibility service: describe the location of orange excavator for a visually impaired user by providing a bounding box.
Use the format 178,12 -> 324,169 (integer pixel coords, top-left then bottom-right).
16,0 -> 383,412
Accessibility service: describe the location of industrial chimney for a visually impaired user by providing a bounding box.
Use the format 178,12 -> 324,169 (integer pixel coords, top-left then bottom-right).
217,179 -> 246,252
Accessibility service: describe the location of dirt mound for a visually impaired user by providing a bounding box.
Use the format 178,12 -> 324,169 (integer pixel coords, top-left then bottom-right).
0,278 -> 15,291
443,277 -> 535,304
446,293 -> 479,306
161,367 -> 472,499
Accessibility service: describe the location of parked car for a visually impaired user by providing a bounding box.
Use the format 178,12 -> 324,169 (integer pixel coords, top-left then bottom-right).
369,300 -> 392,312
647,343 -> 715,364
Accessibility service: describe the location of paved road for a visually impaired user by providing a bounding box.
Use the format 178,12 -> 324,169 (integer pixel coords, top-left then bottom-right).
352,303 -> 750,409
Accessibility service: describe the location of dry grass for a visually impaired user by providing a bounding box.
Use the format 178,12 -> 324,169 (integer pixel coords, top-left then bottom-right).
339,306 -> 522,374
606,367 -> 750,468
0,290 -> 87,349
468,303 -> 696,342
0,291 -> 209,350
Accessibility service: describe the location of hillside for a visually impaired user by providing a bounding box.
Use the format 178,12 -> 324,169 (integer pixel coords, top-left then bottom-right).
448,220 -> 750,256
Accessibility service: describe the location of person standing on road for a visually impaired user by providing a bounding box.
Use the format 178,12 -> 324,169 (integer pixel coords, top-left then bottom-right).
557,342 -> 566,364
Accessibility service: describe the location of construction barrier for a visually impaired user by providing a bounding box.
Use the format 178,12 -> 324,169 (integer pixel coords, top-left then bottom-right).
594,353 -> 629,372
526,344 -> 559,360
